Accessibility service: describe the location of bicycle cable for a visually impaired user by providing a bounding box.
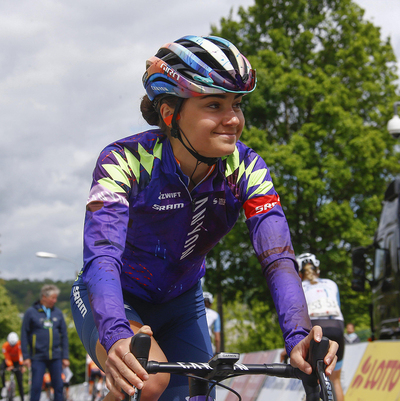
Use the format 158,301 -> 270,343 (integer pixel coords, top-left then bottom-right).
186,374 -> 242,401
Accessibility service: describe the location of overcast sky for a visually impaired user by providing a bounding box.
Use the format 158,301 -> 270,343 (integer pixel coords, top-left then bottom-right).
1,0 -> 400,283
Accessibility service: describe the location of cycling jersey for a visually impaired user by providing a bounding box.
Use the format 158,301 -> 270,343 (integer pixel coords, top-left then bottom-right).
205,308 -> 221,337
76,129 -> 311,354
302,278 -> 344,321
1,340 -> 23,367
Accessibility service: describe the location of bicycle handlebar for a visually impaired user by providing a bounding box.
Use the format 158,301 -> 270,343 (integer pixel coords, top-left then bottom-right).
128,333 -> 333,401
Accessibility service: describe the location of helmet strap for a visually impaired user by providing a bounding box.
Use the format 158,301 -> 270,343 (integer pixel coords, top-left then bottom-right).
170,98 -> 219,167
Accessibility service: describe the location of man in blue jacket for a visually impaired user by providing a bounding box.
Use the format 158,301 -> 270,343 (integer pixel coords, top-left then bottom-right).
21,284 -> 69,401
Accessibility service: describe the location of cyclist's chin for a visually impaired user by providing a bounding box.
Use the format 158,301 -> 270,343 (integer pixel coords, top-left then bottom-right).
204,141 -> 237,158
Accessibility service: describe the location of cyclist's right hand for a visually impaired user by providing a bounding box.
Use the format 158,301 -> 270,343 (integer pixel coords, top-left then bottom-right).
105,325 -> 152,400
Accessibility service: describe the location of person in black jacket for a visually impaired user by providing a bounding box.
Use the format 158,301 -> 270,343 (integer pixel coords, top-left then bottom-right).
21,284 -> 69,401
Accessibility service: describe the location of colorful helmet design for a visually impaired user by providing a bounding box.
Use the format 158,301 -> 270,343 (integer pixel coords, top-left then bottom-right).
203,291 -> 214,304
296,253 -> 320,273
7,332 -> 19,346
143,35 -> 256,101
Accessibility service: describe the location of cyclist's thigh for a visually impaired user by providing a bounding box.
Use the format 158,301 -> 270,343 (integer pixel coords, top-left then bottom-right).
94,319 -> 169,374
71,280 -> 150,369
71,281 -> 102,367
145,283 -> 212,401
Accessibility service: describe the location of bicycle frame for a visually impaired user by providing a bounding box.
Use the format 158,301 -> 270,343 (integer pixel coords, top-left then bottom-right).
6,368 -> 19,401
125,333 -> 335,401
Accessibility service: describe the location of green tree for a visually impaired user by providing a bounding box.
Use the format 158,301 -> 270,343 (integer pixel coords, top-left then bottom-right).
205,0 -> 399,341
63,309 -> 87,385
0,280 -> 22,349
4,279 -> 74,313
224,294 -> 284,353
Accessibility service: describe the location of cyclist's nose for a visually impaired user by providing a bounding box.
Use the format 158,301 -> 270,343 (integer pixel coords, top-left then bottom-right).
222,110 -> 241,126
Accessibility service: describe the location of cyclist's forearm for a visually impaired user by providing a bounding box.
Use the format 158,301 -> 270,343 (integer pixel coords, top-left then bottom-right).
265,258 -> 312,355
82,257 -> 134,353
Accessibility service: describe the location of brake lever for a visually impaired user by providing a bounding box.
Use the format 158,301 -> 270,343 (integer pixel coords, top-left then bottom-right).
310,336 -> 334,401
294,336 -> 334,401
123,333 -> 151,401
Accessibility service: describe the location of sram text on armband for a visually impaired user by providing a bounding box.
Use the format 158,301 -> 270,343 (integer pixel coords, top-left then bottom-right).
243,194 -> 281,219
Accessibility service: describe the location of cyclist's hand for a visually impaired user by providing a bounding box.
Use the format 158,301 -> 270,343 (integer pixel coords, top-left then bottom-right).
288,325 -> 338,376
105,325 -> 153,400
6,366 -> 13,371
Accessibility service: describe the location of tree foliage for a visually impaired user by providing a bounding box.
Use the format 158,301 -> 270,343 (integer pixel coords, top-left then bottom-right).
205,0 -> 399,340
4,278 -> 73,312
0,280 -> 22,352
63,308 -> 87,384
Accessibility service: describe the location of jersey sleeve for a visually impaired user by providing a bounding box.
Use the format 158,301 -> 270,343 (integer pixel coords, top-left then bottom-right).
226,143 -> 311,353
82,144 -> 137,352
2,343 -> 13,367
17,341 -> 23,365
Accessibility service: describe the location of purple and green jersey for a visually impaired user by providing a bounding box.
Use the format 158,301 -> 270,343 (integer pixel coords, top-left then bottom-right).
78,129 -> 311,353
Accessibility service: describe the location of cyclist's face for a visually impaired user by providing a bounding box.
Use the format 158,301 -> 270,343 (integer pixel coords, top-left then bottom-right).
176,93 -> 245,158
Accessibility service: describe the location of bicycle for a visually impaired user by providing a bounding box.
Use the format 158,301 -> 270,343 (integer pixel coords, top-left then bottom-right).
4,367 -> 20,401
124,333 -> 335,401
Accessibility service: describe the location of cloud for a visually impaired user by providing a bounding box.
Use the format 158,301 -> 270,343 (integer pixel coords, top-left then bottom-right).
0,0 -> 399,281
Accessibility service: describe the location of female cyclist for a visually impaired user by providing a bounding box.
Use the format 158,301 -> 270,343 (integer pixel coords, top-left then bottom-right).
71,35 -> 338,401
297,253 -> 345,401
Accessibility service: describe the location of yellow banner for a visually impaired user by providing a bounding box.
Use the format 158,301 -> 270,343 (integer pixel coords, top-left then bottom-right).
346,341 -> 400,401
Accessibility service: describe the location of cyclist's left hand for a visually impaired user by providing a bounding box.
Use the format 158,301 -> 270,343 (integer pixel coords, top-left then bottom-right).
288,325 -> 338,376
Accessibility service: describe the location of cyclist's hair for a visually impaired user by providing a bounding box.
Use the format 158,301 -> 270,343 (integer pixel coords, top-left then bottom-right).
302,264 -> 319,285
140,94 -> 180,135
40,284 -> 60,298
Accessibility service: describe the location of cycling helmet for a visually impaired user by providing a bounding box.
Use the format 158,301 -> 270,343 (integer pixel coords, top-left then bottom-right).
296,253 -> 320,273
203,291 -> 214,304
143,35 -> 256,101
7,332 -> 19,347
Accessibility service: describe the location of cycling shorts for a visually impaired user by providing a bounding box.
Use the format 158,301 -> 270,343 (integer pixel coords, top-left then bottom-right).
71,280 -> 213,401
311,319 -> 345,370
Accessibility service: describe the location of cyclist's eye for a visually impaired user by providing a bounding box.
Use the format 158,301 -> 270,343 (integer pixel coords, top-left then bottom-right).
234,102 -> 242,110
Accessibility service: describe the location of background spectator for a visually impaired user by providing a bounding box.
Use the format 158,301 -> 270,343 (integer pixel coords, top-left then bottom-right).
344,322 -> 361,344
203,292 -> 221,354
21,284 -> 69,401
